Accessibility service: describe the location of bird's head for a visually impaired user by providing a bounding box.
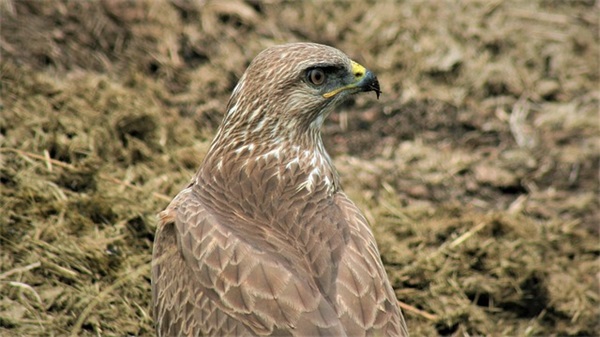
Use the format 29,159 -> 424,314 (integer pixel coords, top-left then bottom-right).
216,43 -> 380,148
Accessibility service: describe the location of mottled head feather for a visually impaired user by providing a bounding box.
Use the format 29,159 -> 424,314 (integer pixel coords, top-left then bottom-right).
207,43 -> 371,157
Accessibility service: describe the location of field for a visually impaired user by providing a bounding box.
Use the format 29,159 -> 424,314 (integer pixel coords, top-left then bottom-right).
1,0 -> 598,336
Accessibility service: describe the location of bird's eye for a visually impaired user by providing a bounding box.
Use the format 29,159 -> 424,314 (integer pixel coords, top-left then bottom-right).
307,68 -> 326,86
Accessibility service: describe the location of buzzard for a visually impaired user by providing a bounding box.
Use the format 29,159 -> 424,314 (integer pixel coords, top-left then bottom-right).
152,42 -> 409,336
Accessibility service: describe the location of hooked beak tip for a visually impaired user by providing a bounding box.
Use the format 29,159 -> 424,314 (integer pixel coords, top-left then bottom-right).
360,70 -> 381,99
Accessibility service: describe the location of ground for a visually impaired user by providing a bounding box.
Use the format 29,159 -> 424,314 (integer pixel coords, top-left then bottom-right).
1,0 -> 598,336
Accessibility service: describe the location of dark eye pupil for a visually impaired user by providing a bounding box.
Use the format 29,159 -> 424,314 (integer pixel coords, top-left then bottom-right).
309,69 -> 325,85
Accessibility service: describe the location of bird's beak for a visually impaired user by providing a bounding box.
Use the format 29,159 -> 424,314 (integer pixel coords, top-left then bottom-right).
323,61 -> 381,99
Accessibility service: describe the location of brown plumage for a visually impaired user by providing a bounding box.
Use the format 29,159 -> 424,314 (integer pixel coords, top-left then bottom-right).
152,42 -> 409,336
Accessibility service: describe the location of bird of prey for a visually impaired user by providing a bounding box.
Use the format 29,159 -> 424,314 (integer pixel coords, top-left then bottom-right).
152,42 -> 409,336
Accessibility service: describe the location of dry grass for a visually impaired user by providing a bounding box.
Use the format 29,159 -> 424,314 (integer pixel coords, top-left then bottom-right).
1,0 -> 598,336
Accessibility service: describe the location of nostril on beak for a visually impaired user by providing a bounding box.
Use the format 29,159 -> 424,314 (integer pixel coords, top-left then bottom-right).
355,71 -> 364,78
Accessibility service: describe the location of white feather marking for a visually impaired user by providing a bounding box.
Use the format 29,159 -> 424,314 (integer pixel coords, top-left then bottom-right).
231,76 -> 244,96
309,167 -> 321,178
297,167 -> 321,193
249,108 -> 262,121
258,147 -> 282,161
253,118 -> 267,132
297,178 -> 313,193
228,102 -> 239,117
285,157 -> 300,170
309,153 -> 320,166
234,143 -> 255,154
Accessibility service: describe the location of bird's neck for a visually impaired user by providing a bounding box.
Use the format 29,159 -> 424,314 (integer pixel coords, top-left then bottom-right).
196,132 -> 340,209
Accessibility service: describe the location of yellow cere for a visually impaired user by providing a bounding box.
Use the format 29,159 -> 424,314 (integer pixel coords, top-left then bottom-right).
350,61 -> 366,79
322,60 -> 368,99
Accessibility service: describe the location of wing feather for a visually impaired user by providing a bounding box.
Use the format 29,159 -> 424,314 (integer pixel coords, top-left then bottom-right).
153,182 -> 408,337
152,187 -> 346,336
334,192 -> 409,336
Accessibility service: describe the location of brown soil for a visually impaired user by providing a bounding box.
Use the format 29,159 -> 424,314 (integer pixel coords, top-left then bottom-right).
1,1 -> 598,336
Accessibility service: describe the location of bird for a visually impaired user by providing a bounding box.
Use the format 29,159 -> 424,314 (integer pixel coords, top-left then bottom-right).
152,42 -> 409,337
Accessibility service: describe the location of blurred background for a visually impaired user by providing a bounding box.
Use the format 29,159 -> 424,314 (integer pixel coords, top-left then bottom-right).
1,0 -> 598,335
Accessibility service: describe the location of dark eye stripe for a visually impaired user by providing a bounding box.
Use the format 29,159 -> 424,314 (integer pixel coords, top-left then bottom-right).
310,65 -> 343,73
304,65 -> 344,86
